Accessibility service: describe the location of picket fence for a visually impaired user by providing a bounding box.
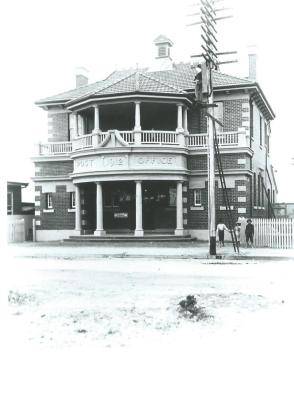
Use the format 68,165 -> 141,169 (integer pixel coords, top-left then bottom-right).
7,218 -> 25,243
251,218 -> 294,249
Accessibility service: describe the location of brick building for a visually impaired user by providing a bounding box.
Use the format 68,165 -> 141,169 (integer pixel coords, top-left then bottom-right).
32,36 -> 277,241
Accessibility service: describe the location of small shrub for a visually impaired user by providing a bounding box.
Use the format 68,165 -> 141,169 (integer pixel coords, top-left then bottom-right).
8,290 -> 35,305
178,295 -> 212,321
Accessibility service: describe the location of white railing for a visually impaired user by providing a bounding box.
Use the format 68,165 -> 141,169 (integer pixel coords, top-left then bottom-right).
38,141 -> 72,155
72,134 -> 94,151
187,131 -> 239,147
187,134 -> 207,147
217,131 -> 238,146
98,132 -> 108,143
37,130 -> 243,155
141,130 -> 178,145
120,131 -> 134,144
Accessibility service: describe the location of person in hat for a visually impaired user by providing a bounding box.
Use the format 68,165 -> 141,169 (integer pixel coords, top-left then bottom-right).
245,219 -> 254,247
216,219 -> 229,247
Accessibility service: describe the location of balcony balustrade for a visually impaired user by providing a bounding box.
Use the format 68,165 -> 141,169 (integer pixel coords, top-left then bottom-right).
120,131 -> 135,144
38,141 -> 73,155
141,130 -> 178,145
186,131 -> 239,147
36,130 -> 248,156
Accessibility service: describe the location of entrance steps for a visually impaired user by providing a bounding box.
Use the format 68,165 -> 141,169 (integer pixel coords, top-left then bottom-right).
64,233 -> 195,243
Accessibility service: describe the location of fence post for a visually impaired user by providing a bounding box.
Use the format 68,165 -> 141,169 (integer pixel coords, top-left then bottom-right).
32,218 -> 36,242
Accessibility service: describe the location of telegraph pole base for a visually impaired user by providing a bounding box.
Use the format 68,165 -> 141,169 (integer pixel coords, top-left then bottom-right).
209,236 -> 216,256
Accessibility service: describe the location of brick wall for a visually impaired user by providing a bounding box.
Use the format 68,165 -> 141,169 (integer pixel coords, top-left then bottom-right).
35,161 -> 73,177
187,181 -> 209,229
48,110 -> 69,142
35,185 -> 75,230
187,178 -> 253,230
223,100 -> 244,131
182,182 -> 188,229
188,153 -> 250,171
188,99 -> 246,134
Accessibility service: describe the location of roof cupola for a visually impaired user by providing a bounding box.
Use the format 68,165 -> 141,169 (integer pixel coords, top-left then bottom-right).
154,35 -> 173,59
149,35 -> 174,72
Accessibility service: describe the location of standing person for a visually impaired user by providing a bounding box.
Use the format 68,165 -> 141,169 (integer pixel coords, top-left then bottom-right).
234,222 -> 241,248
245,219 -> 254,247
216,219 -> 229,247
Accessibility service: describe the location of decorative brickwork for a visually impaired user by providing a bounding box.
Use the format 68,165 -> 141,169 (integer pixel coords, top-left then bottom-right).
187,181 -> 208,229
182,182 -> 188,229
187,178 -> 252,230
34,185 -> 41,228
35,185 -> 75,230
223,100 -> 244,131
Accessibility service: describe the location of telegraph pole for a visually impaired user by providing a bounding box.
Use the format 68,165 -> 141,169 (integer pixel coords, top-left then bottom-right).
207,76 -> 216,255
187,0 -> 235,256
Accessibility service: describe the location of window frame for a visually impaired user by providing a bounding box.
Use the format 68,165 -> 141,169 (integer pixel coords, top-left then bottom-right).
45,193 -> 53,209
193,189 -> 202,206
70,192 -> 76,209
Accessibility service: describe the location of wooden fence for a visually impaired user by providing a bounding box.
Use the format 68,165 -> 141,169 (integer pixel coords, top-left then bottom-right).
7,215 -> 34,242
251,218 -> 294,249
7,218 -> 25,243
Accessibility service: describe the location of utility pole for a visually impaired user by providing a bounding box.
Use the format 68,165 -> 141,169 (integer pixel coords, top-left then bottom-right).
207,75 -> 216,255
188,0 -> 236,256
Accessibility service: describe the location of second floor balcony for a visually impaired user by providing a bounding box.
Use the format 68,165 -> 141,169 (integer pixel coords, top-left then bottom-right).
36,129 -> 249,156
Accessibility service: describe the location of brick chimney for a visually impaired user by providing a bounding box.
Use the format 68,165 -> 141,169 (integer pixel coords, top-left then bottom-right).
248,46 -> 257,81
75,67 -> 89,88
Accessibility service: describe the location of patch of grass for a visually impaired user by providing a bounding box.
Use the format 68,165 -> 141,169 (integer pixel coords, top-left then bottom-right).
8,290 -> 35,305
178,295 -> 212,321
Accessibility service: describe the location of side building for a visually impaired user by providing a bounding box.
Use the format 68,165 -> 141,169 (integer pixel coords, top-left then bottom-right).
7,181 -> 35,242
32,36 -> 277,241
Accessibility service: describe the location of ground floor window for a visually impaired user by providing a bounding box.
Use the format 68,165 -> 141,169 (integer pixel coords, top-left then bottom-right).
193,189 -> 202,206
70,192 -> 76,208
45,193 -> 53,209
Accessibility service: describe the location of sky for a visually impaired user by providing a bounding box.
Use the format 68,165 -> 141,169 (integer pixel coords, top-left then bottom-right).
2,0 -> 294,202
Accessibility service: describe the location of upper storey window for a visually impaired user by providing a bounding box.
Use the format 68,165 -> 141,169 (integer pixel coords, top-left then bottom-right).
259,116 -> 263,146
